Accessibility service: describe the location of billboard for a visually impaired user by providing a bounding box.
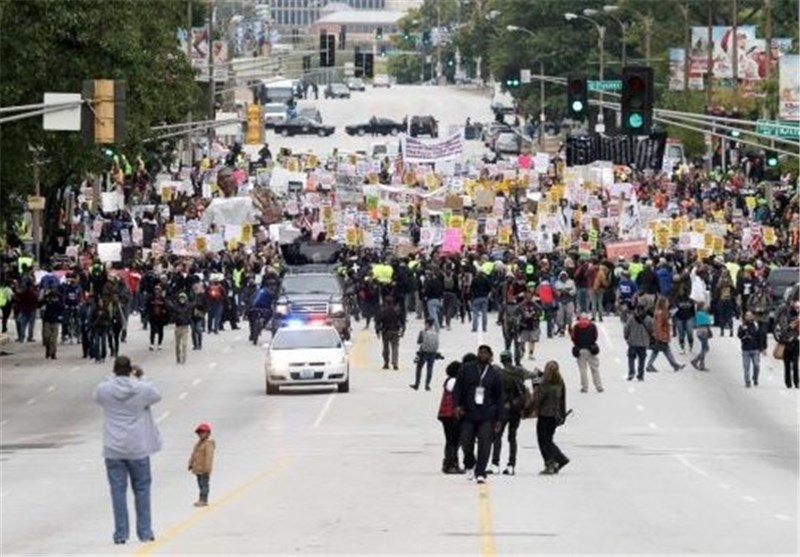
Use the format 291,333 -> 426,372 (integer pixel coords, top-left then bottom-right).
179,27 -> 230,81
689,26 -> 793,82
779,55 -> 800,121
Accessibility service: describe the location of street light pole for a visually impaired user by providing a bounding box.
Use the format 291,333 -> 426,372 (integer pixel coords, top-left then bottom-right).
566,13 -> 606,129
506,25 -> 548,148
595,7 -> 626,68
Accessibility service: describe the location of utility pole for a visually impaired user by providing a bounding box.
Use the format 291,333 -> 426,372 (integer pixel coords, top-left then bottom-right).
644,13 -> 652,66
681,2 -> 691,90
31,147 -> 43,264
705,0 -> 714,109
732,0 -> 739,102
186,0 -> 194,163
435,3 -> 442,84
539,60 -> 545,149
764,0 -> 773,118
207,0 -> 215,145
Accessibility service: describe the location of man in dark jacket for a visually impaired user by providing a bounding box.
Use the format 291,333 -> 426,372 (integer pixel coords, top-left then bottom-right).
571,313 -> 603,393
738,311 -> 760,388
40,289 -> 64,360
375,294 -> 404,369
167,292 -> 195,365
470,269 -> 492,332
453,344 -> 504,484
490,350 -> 535,476
423,269 -> 444,331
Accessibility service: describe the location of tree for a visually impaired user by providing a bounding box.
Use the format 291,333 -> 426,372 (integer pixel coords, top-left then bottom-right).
0,0 -> 202,246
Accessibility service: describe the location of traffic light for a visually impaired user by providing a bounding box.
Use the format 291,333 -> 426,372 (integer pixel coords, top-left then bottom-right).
566,76 -> 587,120
82,79 -> 126,144
364,52 -> 374,78
766,151 -> 779,168
319,31 -> 328,67
504,70 -> 521,90
354,47 -> 364,78
326,34 -> 336,67
621,66 -> 654,133
245,103 -> 262,145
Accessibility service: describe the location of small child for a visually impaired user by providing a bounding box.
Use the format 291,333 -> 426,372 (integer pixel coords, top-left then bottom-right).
188,423 -> 216,507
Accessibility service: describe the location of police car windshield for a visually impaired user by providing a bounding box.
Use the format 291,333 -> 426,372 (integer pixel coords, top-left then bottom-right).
282,275 -> 339,294
272,329 -> 341,350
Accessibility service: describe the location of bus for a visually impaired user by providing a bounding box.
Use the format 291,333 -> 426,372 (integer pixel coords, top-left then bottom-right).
257,78 -> 295,105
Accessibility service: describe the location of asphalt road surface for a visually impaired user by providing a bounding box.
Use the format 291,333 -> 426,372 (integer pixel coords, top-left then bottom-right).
1,87 -> 798,555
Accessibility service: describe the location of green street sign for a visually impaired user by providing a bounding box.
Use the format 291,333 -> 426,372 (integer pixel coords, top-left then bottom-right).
588,80 -> 622,92
755,120 -> 800,140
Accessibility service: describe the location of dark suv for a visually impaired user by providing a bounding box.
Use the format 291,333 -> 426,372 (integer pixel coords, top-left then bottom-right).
273,241 -> 352,340
410,115 -> 438,138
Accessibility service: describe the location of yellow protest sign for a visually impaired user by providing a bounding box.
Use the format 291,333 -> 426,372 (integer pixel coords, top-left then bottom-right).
465,219 -> 478,235
195,236 -> 208,252
498,226 -> 511,245
713,209 -> 725,223
697,247 -> 711,260
325,223 -> 335,238
670,218 -> 682,237
763,226 -> 776,245
226,239 -> 238,251
160,186 -> 174,202
745,196 -> 756,211
449,215 -> 464,229
322,205 -> 333,222
305,154 -> 319,169
391,220 -> 402,235
345,228 -> 359,246
704,232 -> 714,249
655,227 -> 670,249
692,219 -> 706,233
240,223 -> 252,243
424,173 -> 440,190
165,223 -> 177,240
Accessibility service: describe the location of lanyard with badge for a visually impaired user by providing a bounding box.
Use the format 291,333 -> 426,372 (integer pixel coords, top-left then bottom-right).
475,364 -> 489,405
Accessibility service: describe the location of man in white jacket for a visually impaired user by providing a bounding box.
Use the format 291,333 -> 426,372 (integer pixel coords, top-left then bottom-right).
93,356 -> 162,545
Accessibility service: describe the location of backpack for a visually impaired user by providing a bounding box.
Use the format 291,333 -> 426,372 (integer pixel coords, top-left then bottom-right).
207,284 -> 223,301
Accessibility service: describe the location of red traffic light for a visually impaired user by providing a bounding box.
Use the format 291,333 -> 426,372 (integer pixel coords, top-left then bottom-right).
625,75 -> 646,108
569,79 -> 585,94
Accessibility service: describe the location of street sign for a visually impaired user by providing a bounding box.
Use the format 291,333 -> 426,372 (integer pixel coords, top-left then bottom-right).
27,196 -> 45,211
43,92 -> 82,131
588,80 -> 622,92
520,69 -> 531,84
755,120 -> 800,140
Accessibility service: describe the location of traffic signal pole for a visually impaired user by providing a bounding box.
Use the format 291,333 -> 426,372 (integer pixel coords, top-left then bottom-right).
207,0 -> 215,145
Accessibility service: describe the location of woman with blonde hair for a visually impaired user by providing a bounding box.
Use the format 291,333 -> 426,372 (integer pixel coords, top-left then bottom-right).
533,361 -> 569,475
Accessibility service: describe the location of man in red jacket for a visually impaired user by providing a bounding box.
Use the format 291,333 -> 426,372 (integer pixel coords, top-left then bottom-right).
571,313 -> 604,393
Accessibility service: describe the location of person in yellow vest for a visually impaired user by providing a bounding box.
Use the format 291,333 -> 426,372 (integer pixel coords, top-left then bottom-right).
17,252 -> 34,277
0,278 -> 13,333
628,255 -> 644,282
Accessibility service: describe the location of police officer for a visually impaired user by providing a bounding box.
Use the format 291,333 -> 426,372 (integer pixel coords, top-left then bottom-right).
453,345 -> 504,484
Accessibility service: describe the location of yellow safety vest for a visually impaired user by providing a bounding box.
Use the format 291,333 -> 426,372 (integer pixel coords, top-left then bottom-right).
17,256 -> 34,274
628,262 -> 644,281
480,261 -> 494,275
233,268 -> 244,288
725,263 -> 740,287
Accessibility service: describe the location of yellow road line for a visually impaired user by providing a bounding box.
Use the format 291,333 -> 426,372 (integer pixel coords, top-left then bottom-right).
349,328 -> 371,370
478,483 -> 497,556
134,456 -> 291,556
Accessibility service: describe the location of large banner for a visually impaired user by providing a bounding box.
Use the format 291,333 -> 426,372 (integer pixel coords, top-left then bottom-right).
401,130 -> 464,163
179,27 -> 230,81
780,55 -> 800,121
689,26 -> 792,82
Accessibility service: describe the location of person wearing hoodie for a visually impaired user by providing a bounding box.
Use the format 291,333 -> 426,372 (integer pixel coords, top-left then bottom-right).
571,312 -> 603,393
646,297 -> 686,373
624,304 -> 653,381
167,292 -> 195,365
93,356 -> 162,545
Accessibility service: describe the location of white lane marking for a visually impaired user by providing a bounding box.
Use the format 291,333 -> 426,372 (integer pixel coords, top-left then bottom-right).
635,404 -> 644,412
774,514 -> 792,521
627,387 -> 635,393
178,392 -> 188,401
209,362 -> 218,369
312,394 -> 336,429
648,422 -> 658,430
718,482 -> 731,490
192,378 -> 203,387
45,385 -> 56,393
675,454 -> 709,477
0,420 -> 9,428
25,397 -> 38,406
742,496 -> 757,503
155,411 -> 171,424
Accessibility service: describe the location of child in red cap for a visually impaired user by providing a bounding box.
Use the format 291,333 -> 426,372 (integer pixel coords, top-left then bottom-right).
188,423 -> 215,507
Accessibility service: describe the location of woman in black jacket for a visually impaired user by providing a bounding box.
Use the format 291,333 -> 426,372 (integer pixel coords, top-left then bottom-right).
533,361 -> 569,475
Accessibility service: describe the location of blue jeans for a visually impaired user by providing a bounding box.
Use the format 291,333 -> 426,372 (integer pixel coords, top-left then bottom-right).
742,350 -> 760,385
208,302 -> 223,333
426,298 -> 442,331
196,473 -> 210,502
105,457 -> 153,543
471,297 -> 488,332
627,346 -> 647,379
413,352 -> 436,388
15,311 -> 35,341
92,327 -> 109,361
576,288 -> 589,313
675,318 -> 694,350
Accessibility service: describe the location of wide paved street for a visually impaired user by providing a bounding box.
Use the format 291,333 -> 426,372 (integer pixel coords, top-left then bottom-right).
1,86 -> 798,555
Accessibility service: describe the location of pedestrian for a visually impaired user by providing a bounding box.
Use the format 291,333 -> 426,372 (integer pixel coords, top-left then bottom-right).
190,282 -> 207,350
591,260 -> 609,322
554,271 -> 576,336
375,293 -> 403,370
168,292 -> 194,365
571,312 -> 603,392
91,297 -> 112,363
147,285 -> 168,350
13,279 -> 38,343
532,360 -> 569,475
470,267 -> 491,333
423,268 -> 444,331
205,278 -> 225,334
93,357 -> 161,545
691,302 -> 713,371
673,291 -> 696,354
624,304 -> 653,381
453,344 -> 504,484
773,299 -> 800,389
519,289 -> 543,359
188,423 -> 216,507
490,351 -> 531,476
0,278 -> 13,334
737,311 -> 761,388
646,297 -> 685,373
437,360 -> 463,474
108,294 -> 126,358
410,318 -> 439,391
39,288 -> 63,360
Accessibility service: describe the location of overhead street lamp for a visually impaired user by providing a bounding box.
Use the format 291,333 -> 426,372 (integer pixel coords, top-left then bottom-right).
582,6 -> 627,68
565,12 -> 606,129
506,25 -> 553,148
603,4 -> 653,66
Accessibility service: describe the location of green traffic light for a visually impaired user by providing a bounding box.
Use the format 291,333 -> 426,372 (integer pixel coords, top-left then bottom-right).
571,100 -> 584,113
627,112 -> 644,129
730,130 -> 741,138
767,156 -> 779,167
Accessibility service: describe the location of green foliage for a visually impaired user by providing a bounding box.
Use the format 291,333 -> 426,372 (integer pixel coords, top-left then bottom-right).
388,54 -> 423,85
0,0 -> 201,237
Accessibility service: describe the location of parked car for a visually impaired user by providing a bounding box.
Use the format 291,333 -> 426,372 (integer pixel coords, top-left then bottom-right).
273,116 -> 335,137
345,77 -> 366,91
766,267 -> 800,330
298,106 -> 322,124
373,74 -> 391,88
345,117 -> 404,137
324,83 -> 351,99
409,115 -> 438,138
481,122 -> 510,148
494,131 -> 521,155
